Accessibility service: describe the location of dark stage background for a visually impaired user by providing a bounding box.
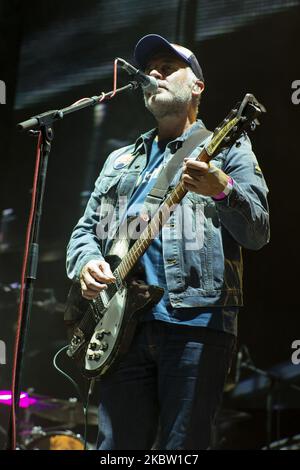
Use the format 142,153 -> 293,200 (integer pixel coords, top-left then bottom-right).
0,0 -> 300,449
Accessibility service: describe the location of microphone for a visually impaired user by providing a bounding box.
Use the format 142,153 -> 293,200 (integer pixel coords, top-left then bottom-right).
118,58 -> 158,94
235,349 -> 243,384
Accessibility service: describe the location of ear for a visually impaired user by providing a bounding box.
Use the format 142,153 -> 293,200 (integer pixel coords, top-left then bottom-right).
192,80 -> 205,98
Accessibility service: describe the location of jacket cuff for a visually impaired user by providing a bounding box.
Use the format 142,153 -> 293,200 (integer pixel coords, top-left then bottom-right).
74,252 -> 105,281
212,176 -> 234,201
213,181 -> 246,210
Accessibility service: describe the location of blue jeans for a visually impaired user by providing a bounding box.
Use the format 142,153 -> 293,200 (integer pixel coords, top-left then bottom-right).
97,321 -> 235,450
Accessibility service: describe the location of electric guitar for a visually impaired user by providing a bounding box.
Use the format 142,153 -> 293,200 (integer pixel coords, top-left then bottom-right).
65,93 -> 265,379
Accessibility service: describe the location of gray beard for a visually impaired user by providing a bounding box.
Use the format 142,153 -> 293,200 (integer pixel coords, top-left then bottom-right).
144,87 -> 192,119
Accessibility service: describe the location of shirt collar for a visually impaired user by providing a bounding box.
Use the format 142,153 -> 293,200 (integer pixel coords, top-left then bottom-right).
133,119 -> 206,155
133,128 -> 156,155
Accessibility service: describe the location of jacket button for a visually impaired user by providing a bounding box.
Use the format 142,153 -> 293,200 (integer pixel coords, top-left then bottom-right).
166,258 -> 176,265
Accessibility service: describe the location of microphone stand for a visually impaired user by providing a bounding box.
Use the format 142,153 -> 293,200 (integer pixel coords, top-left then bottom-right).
7,80 -> 138,450
239,347 -> 300,450
17,83 -> 137,132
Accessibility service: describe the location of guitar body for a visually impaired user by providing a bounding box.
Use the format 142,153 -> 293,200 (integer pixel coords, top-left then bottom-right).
65,237 -> 164,378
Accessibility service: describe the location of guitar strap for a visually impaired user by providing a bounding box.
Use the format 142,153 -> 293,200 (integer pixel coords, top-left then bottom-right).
141,126 -> 212,218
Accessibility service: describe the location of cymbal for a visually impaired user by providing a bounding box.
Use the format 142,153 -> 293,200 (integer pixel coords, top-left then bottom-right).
39,246 -> 65,262
0,242 -> 64,262
224,380 -> 236,392
29,395 -> 98,427
0,242 -> 20,254
217,408 -> 251,426
0,284 -> 61,312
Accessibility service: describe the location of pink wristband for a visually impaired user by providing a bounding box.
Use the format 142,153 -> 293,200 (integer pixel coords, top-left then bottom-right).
213,176 -> 233,201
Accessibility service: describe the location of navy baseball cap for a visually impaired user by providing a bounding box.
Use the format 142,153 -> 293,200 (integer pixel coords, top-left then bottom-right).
134,34 -> 204,82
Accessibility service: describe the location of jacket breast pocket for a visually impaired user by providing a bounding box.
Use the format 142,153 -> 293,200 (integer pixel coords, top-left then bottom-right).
96,174 -> 122,195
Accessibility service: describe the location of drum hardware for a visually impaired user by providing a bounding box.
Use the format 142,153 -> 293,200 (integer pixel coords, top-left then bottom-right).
227,347 -> 300,449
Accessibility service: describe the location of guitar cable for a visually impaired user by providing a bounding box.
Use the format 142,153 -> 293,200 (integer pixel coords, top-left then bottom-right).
53,345 -> 95,450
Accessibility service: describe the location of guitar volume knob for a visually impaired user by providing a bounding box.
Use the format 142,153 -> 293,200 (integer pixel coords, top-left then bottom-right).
99,341 -> 108,351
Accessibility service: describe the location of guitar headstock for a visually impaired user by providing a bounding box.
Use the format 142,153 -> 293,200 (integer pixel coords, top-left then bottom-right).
206,93 -> 266,158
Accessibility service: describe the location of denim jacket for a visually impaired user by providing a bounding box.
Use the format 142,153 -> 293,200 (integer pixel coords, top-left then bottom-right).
66,120 -> 270,308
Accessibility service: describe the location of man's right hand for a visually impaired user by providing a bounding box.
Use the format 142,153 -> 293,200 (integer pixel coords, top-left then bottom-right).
80,259 -> 115,300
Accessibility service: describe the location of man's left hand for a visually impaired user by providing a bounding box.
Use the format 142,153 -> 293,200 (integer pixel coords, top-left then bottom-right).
182,158 -> 229,197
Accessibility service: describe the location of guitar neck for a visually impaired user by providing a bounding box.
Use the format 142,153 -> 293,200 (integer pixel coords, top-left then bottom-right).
116,146 -> 211,281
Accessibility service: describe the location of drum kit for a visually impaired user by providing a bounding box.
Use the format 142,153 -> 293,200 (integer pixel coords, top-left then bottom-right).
0,390 -> 97,450
0,386 -> 255,451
